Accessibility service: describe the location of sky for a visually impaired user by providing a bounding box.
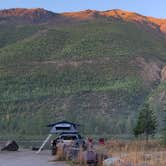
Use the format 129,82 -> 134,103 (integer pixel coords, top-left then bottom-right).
0,0 -> 165,18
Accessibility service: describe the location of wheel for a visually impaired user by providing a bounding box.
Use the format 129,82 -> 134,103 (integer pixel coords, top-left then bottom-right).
51,146 -> 57,155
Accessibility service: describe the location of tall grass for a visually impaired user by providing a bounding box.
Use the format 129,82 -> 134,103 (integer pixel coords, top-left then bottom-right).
106,140 -> 166,166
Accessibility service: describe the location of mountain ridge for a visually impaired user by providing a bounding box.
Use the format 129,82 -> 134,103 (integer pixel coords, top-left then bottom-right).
0,8 -> 55,17
0,8 -> 57,23
62,9 -> 166,34
0,8 -> 166,34
0,8 -> 165,19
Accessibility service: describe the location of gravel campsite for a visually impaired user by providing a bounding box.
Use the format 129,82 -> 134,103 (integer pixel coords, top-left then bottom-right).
0,150 -> 68,166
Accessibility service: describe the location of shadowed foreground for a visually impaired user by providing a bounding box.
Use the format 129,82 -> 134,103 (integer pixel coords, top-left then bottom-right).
0,150 -> 68,166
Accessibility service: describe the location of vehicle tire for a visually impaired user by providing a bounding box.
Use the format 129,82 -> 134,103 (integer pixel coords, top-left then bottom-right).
51,146 -> 57,155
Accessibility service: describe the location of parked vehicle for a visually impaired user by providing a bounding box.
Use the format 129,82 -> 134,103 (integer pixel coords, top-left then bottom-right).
51,132 -> 85,155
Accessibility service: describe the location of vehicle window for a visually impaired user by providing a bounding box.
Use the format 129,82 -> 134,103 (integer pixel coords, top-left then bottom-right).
61,136 -> 77,140
56,127 -> 71,130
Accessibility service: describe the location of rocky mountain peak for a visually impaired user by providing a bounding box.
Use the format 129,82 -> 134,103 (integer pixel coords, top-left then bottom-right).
0,8 -> 56,23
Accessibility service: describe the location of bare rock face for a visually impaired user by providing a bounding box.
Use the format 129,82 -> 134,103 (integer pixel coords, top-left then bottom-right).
161,66 -> 166,81
160,23 -> 166,34
1,140 -> 19,151
136,57 -> 161,84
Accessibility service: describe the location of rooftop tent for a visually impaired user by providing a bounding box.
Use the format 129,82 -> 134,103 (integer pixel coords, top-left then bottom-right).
47,120 -> 79,134
37,121 -> 80,154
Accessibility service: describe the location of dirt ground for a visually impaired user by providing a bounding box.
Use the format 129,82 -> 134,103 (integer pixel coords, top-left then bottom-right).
0,149 -> 69,166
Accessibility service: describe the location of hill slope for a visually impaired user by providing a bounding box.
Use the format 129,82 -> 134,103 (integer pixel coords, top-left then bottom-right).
0,8 -> 166,137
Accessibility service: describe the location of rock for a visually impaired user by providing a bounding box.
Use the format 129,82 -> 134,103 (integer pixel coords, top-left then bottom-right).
103,157 -> 119,166
161,66 -> 166,81
1,140 -> 19,151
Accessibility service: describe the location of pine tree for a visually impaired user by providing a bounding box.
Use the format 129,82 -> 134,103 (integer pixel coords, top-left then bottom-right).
133,103 -> 157,142
161,110 -> 166,146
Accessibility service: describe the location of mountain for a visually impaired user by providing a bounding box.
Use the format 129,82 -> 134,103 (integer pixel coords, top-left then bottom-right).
0,8 -> 166,33
63,9 -> 166,34
0,8 -> 166,137
0,8 -> 53,17
0,8 -> 57,23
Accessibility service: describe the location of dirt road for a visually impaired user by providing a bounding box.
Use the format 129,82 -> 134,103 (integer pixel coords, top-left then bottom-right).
0,150 -> 69,166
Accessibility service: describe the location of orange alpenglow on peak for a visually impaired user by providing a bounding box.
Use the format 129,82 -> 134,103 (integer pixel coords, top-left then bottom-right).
62,9 -> 166,34
0,8 -> 165,34
0,8 -> 56,23
62,9 -> 100,20
62,9 -> 145,21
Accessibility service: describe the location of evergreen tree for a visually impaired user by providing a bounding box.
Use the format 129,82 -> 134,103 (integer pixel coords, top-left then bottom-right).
133,103 -> 157,142
161,110 -> 166,146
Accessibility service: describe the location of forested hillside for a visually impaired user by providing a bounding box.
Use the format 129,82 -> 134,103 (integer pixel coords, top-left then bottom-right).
0,8 -> 166,137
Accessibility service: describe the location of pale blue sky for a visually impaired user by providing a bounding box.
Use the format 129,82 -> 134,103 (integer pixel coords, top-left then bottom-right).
0,0 -> 165,18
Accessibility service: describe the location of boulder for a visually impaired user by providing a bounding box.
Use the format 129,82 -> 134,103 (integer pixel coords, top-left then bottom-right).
1,140 -> 19,151
103,157 -> 119,166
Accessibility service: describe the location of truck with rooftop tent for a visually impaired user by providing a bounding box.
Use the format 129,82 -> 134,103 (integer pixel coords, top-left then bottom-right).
37,121 -> 85,155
